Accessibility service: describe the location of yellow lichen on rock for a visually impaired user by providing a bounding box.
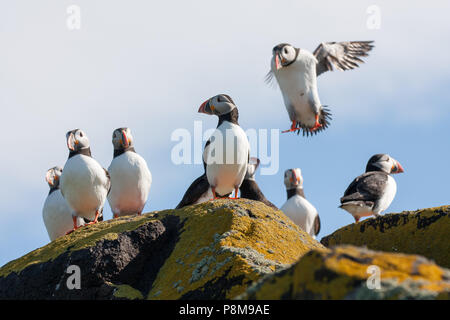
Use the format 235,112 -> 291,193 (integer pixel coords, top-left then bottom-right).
0,213 -> 158,278
241,245 -> 450,300
112,284 -> 144,300
147,199 -> 323,299
321,206 -> 450,268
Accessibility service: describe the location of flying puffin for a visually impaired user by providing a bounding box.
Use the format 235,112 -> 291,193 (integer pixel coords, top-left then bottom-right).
239,157 -> 277,208
199,94 -> 250,199
42,166 -> 85,241
107,127 -> 152,218
60,129 -> 110,232
280,168 -> 320,237
267,41 -> 374,136
340,154 -> 404,222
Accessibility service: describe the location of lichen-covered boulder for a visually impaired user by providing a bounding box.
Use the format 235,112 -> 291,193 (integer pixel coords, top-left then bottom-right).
321,206 -> 450,268
0,199 -> 322,300
240,245 -> 450,300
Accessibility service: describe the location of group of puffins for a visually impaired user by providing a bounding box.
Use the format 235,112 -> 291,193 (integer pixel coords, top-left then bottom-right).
43,40 -> 404,241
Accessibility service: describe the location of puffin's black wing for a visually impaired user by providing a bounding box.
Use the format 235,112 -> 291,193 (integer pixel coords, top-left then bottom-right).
314,41 -> 374,76
175,174 -> 210,209
340,171 -> 388,204
314,215 -> 321,236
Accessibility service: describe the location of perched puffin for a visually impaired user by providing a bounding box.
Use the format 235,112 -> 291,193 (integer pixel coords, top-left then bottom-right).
280,168 -> 320,237
60,129 -> 110,231
175,174 -> 211,209
107,127 -> 152,218
42,166 -> 85,241
340,154 -> 404,222
267,41 -> 374,136
199,94 -> 250,198
239,157 -> 277,208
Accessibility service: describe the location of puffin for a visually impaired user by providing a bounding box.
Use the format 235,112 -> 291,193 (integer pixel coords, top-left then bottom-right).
239,157 -> 277,208
42,166 -> 85,241
267,41 -> 374,136
60,129 -> 110,231
280,168 -> 321,238
199,94 -> 250,199
107,127 -> 152,218
340,154 -> 404,222
175,174 -> 211,209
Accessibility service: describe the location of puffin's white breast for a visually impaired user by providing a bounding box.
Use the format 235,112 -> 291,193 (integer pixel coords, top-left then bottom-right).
60,154 -> 109,220
375,175 -> 397,214
280,194 -> 318,237
107,152 -> 152,216
42,190 -> 85,241
204,121 -> 249,196
273,51 -> 321,126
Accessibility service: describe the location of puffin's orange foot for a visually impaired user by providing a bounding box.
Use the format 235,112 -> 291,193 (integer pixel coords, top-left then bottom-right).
230,187 -> 239,199
310,115 -> 322,132
65,229 -> 75,235
281,121 -> 299,133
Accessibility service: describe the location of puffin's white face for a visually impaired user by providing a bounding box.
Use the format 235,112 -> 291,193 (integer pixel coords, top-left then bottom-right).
45,166 -> 63,188
198,94 -> 236,116
66,129 -> 90,151
245,157 -> 260,180
272,43 -> 298,70
284,168 -> 303,189
368,154 -> 404,174
112,127 -> 133,150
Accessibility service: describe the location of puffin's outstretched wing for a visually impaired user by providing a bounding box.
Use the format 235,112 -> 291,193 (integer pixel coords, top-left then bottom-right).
314,41 -> 374,76
340,171 -> 388,205
175,174 -> 210,209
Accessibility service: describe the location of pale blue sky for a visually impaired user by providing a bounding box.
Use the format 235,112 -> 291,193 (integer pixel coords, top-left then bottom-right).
1,1 -> 449,266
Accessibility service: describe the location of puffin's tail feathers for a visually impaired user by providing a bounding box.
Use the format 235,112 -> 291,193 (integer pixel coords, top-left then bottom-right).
296,106 -> 332,137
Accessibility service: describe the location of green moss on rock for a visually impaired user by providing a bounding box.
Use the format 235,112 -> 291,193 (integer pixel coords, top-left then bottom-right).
321,206 -> 450,268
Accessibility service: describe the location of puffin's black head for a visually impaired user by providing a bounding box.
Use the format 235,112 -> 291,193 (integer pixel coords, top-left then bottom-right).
272,43 -> 299,70
198,94 -> 236,116
45,166 -> 63,189
66,129 -> 90,152
112,127 -> 134,150
366,154 -> 404,174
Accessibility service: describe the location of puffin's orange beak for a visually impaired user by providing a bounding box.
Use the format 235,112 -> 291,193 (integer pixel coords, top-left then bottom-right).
275,54 -> 282,70
395,161 -> 404,174
122,130 -> 129,148
67,133 -> 76,151
198,100 -> 208,113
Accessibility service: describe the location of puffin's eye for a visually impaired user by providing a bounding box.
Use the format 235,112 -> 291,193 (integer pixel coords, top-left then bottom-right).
79,132 -> 83,137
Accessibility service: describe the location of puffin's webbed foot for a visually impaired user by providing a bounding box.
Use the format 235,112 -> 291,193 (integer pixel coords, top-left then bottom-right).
282,121 -> 299,133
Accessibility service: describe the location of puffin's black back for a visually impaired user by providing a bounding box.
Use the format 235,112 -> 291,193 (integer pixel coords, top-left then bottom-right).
175,174 -> 210,209
240,179 -> 277,209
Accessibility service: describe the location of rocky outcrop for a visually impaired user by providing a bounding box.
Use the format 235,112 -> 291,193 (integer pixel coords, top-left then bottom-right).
240,245 -> 450,300
0,199 -> 321,300
321,206 -> 450,268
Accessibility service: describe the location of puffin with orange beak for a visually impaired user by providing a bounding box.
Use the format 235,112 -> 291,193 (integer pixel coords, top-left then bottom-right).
280,168 -> 321,238
199,94 -> 250,199
266,41 -> 374,136
340,154 -> 404,222
60,129 -> 110,232
107,127 -> 152,218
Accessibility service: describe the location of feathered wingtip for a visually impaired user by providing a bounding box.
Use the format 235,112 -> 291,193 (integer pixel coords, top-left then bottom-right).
296,106 -> 332,137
